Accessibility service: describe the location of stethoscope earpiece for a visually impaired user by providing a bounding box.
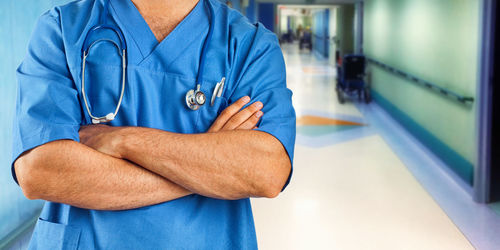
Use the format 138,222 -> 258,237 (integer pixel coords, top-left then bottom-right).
91,113 -> 116,124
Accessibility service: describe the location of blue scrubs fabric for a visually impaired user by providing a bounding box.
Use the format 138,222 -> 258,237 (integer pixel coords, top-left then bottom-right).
12,0 -> 295,249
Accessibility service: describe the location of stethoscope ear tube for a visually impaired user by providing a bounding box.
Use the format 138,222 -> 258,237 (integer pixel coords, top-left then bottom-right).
81,40 -> 126,124
185,0 -> 216,111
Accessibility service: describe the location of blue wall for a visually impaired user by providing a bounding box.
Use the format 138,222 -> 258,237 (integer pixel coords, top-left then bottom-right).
229,0 -> 241,12
220,0 -> 241,13
313,9 -> 330,58
258,3 -> 275,32
246,0 -> 257,23
0,0 -> 74,246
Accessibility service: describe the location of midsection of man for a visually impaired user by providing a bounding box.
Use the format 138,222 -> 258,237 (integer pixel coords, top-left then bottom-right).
12,0 -> 296,249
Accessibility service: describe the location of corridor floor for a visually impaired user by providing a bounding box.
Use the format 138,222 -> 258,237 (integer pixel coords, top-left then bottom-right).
251,43 -> 500,250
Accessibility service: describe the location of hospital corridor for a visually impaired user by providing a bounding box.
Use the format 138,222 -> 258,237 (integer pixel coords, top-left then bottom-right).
252,43 -> 500,249
1,0 -> 500,249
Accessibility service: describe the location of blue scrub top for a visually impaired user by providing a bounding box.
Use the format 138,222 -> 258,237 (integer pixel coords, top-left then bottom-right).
12,0 -> 295,249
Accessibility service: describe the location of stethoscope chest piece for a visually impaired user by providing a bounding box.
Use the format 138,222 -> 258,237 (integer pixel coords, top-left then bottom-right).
186,84 -> 206,110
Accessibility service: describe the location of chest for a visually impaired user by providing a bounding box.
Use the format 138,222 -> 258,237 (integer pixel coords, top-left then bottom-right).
80,57 -> 228,133
137,2 -> 197,43
142,15 -> 179,42
65,4 -> 233,132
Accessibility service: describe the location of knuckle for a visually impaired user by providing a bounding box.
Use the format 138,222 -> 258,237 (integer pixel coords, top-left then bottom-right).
235,99 -> 246,106
246,105 -> 258,113
226,105 -> 240,114
237,110 -> 251,119
251,115 -> 260,122
225,120 -> 237,128
234,99 -> 247,107
220,109 -> 231,117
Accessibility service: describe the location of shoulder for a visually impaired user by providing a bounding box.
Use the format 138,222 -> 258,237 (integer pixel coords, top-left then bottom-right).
28,0 -> 97,44
36,0 -> 102,54
35,0 -> 101,39
50,0 -> 100,27
27,0 -> 104,74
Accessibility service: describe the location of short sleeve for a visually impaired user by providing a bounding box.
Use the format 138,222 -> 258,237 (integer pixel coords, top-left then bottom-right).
228,24 -> 296,190
11,10 -> 83,183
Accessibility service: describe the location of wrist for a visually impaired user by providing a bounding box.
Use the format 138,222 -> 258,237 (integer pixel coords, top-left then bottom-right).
111,126 -> 131,159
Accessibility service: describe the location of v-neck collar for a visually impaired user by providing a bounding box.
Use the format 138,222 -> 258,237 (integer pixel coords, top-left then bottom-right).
109,0 -> 205,61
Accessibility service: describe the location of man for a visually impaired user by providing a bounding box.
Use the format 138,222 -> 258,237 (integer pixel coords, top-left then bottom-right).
12,0 -> 295,248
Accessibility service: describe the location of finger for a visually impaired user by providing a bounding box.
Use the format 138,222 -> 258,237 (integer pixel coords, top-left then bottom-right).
208,96 -> 250,132
222,101 -> 263,130
237,111 -> 263,130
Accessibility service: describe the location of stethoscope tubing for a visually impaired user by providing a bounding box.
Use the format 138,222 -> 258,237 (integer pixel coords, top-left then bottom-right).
196,0 -> 215,86
81,38 -> 126,124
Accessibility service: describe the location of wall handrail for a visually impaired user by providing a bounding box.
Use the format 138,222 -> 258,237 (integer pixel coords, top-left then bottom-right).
366,57 -> 474,105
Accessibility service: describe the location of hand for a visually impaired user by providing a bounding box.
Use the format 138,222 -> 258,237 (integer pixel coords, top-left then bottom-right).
79,124 -> 124,158
208,96 -> 263,133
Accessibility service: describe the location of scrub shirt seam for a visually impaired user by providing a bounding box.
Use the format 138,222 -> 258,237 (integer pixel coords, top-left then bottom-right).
233,46 -> 283,90
163,1 -> 222,70
108,0 -> 147,59
224,32 -> 257,101
195,19 -> 223,133
14,125 -> 79,165
194,109 -> 201,133
70,64 -> 221,84
137,0 -> 216,65
41,13 -> 82,127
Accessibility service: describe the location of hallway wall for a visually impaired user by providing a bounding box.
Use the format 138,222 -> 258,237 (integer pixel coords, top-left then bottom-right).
312,9 -> 330,58
0,0 -> 73,246
336,4 -> 355,59
364,0 -> 479,183
328,7 -> 338,65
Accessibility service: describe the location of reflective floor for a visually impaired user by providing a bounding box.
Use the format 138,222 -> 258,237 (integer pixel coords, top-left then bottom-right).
251,43 -> 500,250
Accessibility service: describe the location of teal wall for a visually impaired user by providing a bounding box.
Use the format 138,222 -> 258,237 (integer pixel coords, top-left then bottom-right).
336,4 -> 355,58
312,9 -> 330,57
0,0 -> 73,246
364,0 -> 479,183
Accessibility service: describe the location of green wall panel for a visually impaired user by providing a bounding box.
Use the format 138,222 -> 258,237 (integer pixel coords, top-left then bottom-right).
364,0 -> 479,181
336,4 -> 355,57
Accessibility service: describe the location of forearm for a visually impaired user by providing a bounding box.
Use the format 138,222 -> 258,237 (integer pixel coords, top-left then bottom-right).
116,127 -> 291,200
15,140 -> 191,210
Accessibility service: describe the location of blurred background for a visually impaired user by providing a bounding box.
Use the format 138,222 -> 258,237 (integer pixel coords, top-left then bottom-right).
1,0 -> 499,249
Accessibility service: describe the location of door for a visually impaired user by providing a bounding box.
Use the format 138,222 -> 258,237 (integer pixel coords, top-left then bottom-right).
258,3 -> 275,32
313,9 -> 329,58
490,0 -> 499,202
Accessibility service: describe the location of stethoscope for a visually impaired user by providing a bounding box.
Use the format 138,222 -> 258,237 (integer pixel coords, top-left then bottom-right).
81,0 -> 215,124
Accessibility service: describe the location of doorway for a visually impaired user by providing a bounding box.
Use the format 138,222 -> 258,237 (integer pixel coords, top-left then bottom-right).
489,0 -> 499,202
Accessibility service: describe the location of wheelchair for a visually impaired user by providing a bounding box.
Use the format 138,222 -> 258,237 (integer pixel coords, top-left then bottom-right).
299,32 -> 312,50
336,54 -> 371,104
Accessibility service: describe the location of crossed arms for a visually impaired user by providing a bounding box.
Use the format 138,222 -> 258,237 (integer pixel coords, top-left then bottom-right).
14,97 -> 292,210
